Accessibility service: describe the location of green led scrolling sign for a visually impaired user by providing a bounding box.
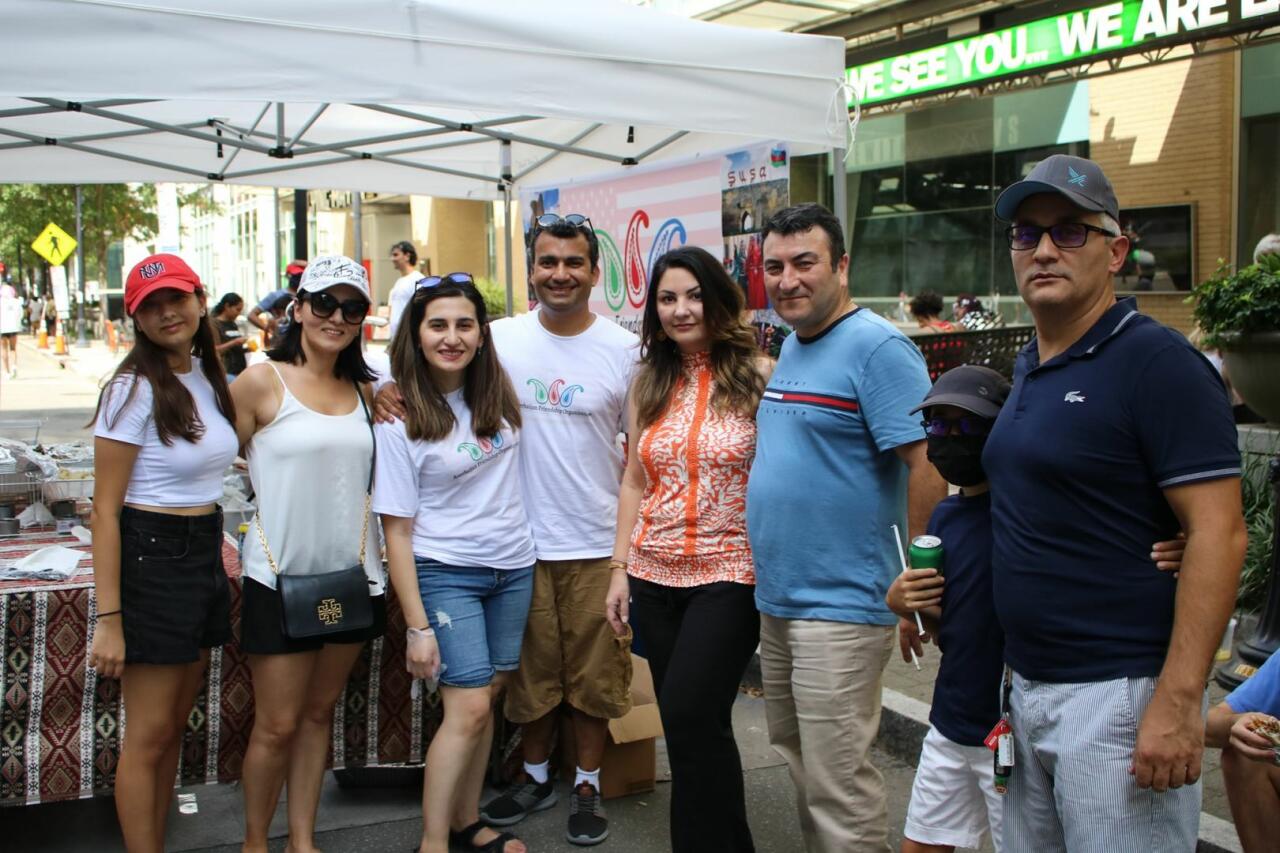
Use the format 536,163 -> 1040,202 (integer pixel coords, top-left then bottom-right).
847,0 -> 1280,106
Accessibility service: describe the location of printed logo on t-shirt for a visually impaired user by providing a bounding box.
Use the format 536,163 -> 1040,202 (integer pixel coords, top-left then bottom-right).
523,377 -> 588,417
453,432 -> 515,478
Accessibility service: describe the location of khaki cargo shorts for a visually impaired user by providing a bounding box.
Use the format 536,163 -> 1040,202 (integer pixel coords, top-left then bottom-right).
504,557 -> 634,723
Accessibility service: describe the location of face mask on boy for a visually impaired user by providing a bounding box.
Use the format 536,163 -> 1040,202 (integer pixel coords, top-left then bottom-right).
925,433 -> 988,488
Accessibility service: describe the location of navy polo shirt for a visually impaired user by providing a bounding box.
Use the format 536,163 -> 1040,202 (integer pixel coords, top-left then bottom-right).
983,298 -> 1240,682
928,491 -> 1004,747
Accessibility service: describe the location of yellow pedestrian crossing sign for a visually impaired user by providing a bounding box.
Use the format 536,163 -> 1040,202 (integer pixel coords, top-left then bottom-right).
32,222 -> 77,266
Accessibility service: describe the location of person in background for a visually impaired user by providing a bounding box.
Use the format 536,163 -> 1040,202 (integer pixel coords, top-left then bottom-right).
952,294 -> 1003,331
1252,232 -> 1280,264
376,273 -> 533,853
89,254 -> 238,853
211,293 -> 247,381
0,281 -> 21,378
1205,650 -> 1280,853
28,292 -> 43,338
230,256 -> 385,853
43,292 -> 57,338
247,259 -> 306,339
908,291 -> 958,334
605,246 -> 770,852
388,240 -> 422,338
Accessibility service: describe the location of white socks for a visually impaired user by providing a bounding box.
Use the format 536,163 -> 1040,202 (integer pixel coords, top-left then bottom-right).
574,766 -> 600,790
523,760 -> 549,784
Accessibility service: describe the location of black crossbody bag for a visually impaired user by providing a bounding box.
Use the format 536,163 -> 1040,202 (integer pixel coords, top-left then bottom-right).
254,385 -> 375,638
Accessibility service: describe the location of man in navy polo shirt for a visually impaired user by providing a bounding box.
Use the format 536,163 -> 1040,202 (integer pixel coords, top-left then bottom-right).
984,155 -> 1247,851
748,203 -> 946,852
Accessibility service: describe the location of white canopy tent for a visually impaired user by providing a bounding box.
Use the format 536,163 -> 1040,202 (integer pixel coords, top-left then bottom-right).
0,0 -> 850,305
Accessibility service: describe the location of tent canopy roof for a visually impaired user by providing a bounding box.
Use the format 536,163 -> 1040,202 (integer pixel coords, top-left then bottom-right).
1,0 -> 848,198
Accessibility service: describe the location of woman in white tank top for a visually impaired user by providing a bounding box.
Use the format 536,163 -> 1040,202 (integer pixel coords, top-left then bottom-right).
229,256 -> 384,853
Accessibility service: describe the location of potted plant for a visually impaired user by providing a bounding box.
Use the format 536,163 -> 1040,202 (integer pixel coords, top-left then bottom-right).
1190,253 -> 1280,424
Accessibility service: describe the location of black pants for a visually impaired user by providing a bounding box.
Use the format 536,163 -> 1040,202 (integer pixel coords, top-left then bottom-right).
629,576 -> 760,853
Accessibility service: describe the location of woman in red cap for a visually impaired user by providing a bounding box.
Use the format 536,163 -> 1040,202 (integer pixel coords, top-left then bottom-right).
89,253 -> 238,852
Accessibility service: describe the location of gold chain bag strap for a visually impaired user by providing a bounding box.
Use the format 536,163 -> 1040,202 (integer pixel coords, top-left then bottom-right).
254,383 -> 376,638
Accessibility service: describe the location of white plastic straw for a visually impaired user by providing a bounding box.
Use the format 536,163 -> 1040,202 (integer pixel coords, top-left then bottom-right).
892,523 -> 928,638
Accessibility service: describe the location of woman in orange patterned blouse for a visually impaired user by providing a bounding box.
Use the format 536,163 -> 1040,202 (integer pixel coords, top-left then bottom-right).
605,246 -> 771,852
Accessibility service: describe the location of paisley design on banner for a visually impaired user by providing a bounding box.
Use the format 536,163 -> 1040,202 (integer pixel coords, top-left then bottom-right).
624,210 -> 650,309
598,231 -> 627,314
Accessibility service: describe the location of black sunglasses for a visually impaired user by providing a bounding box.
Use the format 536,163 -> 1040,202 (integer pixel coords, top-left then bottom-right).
415,272 -> 475,291
533,213 -> 593,231
922,415 -> 991,437
304,290 -> 370,324
1006,223 -> 1117,251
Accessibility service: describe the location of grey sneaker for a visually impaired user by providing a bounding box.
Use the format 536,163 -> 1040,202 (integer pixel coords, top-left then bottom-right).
566,782 -> 608,846
480,772 -> 557,827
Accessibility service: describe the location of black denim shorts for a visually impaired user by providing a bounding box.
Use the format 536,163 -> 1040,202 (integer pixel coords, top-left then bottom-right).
119,506 -> 231,664
239,577 -> 387,656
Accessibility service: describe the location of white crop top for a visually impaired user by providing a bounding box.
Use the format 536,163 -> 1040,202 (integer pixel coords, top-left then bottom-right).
94,358 -> 239,506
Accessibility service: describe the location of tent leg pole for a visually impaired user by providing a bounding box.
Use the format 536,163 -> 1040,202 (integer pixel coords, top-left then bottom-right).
503,185 -> 513,317
352,192 -> 363,265
271,189 -> 282,300
75,185 -> 87,347
832,148 -> 848,255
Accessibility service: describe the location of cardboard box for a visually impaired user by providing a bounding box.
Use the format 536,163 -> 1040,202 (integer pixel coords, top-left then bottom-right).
558,654 -> 664,799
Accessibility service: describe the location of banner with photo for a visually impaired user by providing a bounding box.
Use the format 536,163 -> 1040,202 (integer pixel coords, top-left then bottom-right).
520,141 -> 790,333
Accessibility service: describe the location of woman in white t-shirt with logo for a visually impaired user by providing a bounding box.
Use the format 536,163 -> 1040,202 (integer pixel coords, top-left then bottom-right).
374,273 -> 534,853
90,254 -> 239,852
229,256 -> 385,853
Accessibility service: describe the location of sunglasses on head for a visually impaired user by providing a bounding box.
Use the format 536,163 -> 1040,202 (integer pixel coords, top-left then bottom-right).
922,415 -> 992,437
304,290 -> 369,324
533,213 -> 593,231
415,272 -> 475,291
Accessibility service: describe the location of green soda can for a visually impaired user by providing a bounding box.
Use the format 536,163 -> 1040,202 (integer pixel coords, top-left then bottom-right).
908,535 -> 944,573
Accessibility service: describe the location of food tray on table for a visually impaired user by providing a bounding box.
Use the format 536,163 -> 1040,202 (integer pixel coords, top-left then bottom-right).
43,461 -> 95,502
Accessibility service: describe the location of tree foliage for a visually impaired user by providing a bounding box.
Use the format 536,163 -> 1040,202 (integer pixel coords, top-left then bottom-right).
0,184 -> 158,293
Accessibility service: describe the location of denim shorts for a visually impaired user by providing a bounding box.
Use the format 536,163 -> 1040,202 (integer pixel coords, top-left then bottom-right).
415,558 -> 534,689
119,506 -> 231,664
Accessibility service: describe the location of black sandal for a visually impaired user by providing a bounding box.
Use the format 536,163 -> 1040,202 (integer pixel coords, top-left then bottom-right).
449,820 -> 522,853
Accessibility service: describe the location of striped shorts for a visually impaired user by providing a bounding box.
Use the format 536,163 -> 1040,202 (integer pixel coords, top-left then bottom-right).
1001,673 -> 1203,853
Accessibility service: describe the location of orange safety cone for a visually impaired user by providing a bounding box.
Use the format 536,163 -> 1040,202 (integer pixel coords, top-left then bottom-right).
37,329 -> 48,349
54,333 -> 67,355
105,321 -> 117,353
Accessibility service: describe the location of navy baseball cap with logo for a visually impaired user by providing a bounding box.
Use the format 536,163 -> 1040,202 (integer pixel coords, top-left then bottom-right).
994,154 -> 1119,223
909,365 -> 1011,420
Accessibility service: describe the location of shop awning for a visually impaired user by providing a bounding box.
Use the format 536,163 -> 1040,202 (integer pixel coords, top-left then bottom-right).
0,0 -> 850,199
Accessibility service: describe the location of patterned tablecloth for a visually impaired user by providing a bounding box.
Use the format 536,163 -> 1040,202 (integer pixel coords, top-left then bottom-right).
0,529 -> 439,806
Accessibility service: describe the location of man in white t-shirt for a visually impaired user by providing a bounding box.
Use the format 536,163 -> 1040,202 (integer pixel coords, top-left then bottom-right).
376,216 -> 637,846
387,240 -> 421,339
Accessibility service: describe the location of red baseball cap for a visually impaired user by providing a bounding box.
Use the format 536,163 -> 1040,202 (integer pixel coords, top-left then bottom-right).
125,254 -> 201,315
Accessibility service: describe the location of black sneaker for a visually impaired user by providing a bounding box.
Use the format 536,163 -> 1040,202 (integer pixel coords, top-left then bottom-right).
566,781 -> 609,846
479,772 -> 557,827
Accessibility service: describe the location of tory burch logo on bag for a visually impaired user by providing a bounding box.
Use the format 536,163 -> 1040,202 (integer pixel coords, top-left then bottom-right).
317,598 -> 344,626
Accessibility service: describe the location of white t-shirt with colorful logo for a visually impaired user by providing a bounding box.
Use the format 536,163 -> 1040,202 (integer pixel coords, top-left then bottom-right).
490,311 -> 639,560
372,388 -> 535,570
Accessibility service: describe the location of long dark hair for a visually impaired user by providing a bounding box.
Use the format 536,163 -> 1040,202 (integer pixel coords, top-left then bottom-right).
388,281 -> 520,442
91,287 -> 235,445
632,246 -> 765,431
266,292 -> 377,383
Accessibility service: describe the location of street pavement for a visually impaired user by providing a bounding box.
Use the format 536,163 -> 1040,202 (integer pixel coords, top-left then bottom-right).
7,692 -> 976,853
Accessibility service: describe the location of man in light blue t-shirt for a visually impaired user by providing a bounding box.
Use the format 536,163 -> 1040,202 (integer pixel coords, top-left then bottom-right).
1206,651 -> 1280,852
746,203 -> 945,852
